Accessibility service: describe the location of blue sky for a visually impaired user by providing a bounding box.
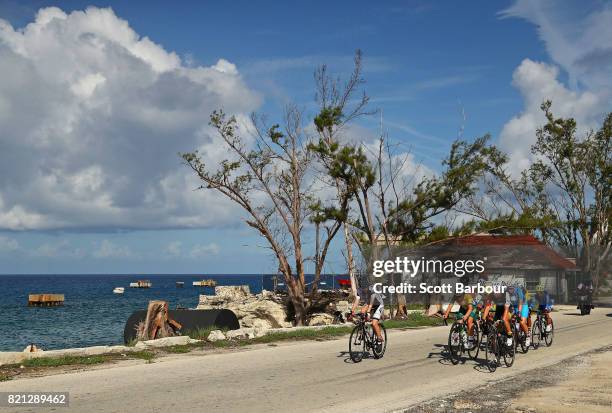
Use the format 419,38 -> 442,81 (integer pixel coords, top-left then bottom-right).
0,0 -> 610,274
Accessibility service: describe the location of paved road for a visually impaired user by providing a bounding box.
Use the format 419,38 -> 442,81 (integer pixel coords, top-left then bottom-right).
1,308 -> 611,413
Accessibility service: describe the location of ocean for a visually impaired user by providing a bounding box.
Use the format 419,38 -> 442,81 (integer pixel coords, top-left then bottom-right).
0,274 -> 341,352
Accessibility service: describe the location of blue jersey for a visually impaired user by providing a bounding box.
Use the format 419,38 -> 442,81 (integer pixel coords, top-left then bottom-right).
534,291 -> 553,307
508,288 -> 524,308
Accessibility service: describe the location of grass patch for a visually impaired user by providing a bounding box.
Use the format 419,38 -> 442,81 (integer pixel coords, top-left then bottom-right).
384,313 -> 444,329
128,351 -> 156,363
183,326 -> 228,340
126,338 -> 139,347
0,373 -> 11,382
22,355 -> 112,368
250,326 -> 353,345
163,345 -> 194,354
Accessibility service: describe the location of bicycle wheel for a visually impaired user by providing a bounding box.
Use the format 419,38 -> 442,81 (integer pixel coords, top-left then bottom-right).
503,333 -> 515,367
349,325 -> 365,363
531,318 -> 540,350
512,322 -> 520,354
467,322 -> 480,360
372,324 -> 387,359
544,319 -> 554,347
484,330 -> 498,372
448,323 -> 462,365
519,327 -> 529,354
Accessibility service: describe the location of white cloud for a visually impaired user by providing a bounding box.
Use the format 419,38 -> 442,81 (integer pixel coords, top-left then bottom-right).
501,0 -> 612,94
498,1 -> 611,176
163,241 -> 182,258
0,6 -> 261,231
189,243 -> 219,258
92,239 -> 133,259
0,235 -> 18,252
499,59 -> 602,175
31,239 -> 84,258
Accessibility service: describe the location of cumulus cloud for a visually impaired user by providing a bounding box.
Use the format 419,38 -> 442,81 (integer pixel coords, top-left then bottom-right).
501,0 -> 612,95
0,6 -> 261,231
0,235 -> 18,252
163,241 -> 183,258
498,1 -> 611,176
32,239 -> 84,258
92,239 -> 133,259
498,59 -> 602,174
160,240 -> 219,259
189,243 -> 220,258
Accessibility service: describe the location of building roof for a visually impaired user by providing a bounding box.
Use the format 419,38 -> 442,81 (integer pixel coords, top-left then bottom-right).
426,233 -> 577,271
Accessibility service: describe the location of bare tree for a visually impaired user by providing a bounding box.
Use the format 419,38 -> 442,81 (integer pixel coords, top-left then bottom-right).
183,106 -> 338,325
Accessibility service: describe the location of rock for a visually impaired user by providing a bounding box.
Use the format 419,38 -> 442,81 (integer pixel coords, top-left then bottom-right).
308,313 -> 335,326
197,286 -> 291,329
236,298 -> 292,329
135,336 -> 198,349
207,330 -> 226,342
215,285 -> 251,301
253,327 -> 269,338
336,300 -> 351,314
23,344 -> 43,353
226,328 -> 255,340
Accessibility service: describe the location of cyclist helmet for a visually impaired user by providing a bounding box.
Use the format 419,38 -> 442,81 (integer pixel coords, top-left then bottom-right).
535,284 -> 544,292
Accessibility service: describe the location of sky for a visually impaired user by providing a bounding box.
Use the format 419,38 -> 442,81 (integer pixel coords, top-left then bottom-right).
0,0 -> 610,274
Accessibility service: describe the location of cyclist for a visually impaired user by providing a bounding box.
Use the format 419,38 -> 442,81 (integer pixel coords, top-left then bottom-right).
509,283 -> 531,348
486,281 -> 513,347
471,280 -> 493,334
443,291 -> 476,349
534,284 -> 553,332
361,286 -> 385,342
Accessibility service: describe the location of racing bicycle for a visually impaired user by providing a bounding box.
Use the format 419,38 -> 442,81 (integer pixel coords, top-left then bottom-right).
531,309 -> 554,349
484,319 -> 515,372
445,314 -> 480,364
349,313 -> 387,362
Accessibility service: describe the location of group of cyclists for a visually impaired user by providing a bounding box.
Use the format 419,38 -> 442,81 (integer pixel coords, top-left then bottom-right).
347,278 -> 555,365
443,280 -> 554,353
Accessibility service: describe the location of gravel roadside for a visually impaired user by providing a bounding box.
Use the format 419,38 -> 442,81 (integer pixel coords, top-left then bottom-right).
400,345 -> 612,412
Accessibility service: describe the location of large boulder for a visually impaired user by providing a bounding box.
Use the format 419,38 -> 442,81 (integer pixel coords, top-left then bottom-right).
215,285 -> 251,301
336,300 -> 351,314
197,287 -> 292,329
308,313 -> 335,326
226,328 -> 255,340
207,330 -> 226,342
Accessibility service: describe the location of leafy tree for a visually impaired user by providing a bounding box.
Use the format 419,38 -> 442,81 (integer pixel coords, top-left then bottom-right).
530,102 -> 611,291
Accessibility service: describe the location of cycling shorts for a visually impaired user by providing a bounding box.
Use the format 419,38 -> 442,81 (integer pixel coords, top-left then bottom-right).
494,305 -> 506,321
371,305 -> 383,320
538,304 -> 553,312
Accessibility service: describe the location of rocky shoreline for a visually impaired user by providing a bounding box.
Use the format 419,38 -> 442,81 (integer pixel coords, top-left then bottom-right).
0,285 -> 355,366
196,285 -> 351,329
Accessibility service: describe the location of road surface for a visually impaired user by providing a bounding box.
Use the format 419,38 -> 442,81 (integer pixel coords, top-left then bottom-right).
1,308 -> 611,413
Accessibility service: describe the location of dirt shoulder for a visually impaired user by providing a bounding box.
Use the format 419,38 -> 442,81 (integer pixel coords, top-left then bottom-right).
403,345 -> 612,412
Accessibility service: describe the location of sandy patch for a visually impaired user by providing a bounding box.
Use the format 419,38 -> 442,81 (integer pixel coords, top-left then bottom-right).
508,350 -> 612,413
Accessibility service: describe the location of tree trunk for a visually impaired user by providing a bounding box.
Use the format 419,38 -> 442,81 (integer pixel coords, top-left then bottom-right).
137,300 -> 182,341
396,293 -> 408,319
